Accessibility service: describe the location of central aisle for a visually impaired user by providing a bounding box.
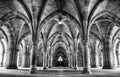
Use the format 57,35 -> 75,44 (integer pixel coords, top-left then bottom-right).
0,67 -> 120,77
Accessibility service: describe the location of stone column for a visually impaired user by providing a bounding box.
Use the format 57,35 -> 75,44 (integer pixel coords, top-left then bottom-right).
69,46 -> 73,68
90,46 -> 95,67
100,52 -> 103,67
6,47 -> 18,69
72,54 -> 74,68
68,53 -> 70,67
47,53 -> 48,67
82,40 -> 91,74
48,52 -> 50,68
113,43 -> 118,68
5,37 -> 18,69
50,47 -> 54,68
72,53 -> 75,69
94,40 -> 99,68
48,49 -> 51,68
30,42 -> 37,74
21,45 -> 30,67
43,48 -> 47,70
21,53 -> 26,67
29,0 -> 38,73
117,45 -> 120,67
73,40 -> 78,70
21,45 -> 26,67
0,52 -> 4,67
113,40 -> 119,68
69,53 -> 73,68
95,50 -> 99,68
25,46 -> 30,67
48,54 -> 51,68
102,39 -> 113,69
17,52 -> 21,67
74,50 -> 78,70
0,41 -> 5,67
51,57 -> 53,68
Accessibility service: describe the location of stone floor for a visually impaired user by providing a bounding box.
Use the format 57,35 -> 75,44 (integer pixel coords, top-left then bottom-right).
0,67 -> 120,77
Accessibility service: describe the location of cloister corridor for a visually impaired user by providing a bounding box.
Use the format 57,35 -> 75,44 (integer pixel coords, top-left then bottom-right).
0,0 -> 120,77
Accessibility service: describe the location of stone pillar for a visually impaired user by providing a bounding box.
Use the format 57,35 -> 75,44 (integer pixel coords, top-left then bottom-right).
100,52 -> 103,67
29,0 -> 38,73
113,43 -> 117,68
17,52 -> 21,67
69,53 -> 73,68
48,50 -> 52,68
82,40 -> 91,74
21,45 -> 30,67
51,57 -> 53,68
95,50 -> 99,68
113,52 -> 117,69
113,40 -> 119,68
72,54 -> 74,68
48,52 -> 50,68
48,54 -> 51,68
90,46 -> 95,67
117,53 -> 120,67
47,53 -> 48,67
0,41 -> 5,67
50,47 -> 53,68
73,40 -> 78,70
3,46 -> 7,67
94,40 -> 99,68
30,42 -> 37,74
6,47 -> 18,69
68,53 -> 70,67
0,53 -> 4,67
117,45 -> 120,67
69,46 -> 73,68
21,53 -> 26,67
102,39 -> 113,69
43,48 -> 47,70
74,50 -> 78,70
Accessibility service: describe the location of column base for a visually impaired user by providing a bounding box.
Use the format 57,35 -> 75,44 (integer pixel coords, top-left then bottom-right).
73,66 -> 78,70
70,66 -> 73,68
6,64 -> 18,69
82,67 -> 91,74
21,64 -> 30,68
0,63 -> 3,67
102,61 -> 113,69
43,67 -> 47,70
30,66 -> 37,74
91,65 -> 99,68
112,65 -> 118,69
48,66 -> 51,68
21,66 -> 30,68
102,65 -> 113,69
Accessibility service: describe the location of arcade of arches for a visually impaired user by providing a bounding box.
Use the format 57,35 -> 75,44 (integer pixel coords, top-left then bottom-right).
1,0 -> 120,75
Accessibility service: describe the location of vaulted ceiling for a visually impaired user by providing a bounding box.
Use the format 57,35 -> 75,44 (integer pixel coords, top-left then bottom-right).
0,0 -> 120,50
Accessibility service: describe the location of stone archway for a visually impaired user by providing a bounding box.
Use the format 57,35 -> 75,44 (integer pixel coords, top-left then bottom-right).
52,47 -> 69,67
0,40 -> 5,67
